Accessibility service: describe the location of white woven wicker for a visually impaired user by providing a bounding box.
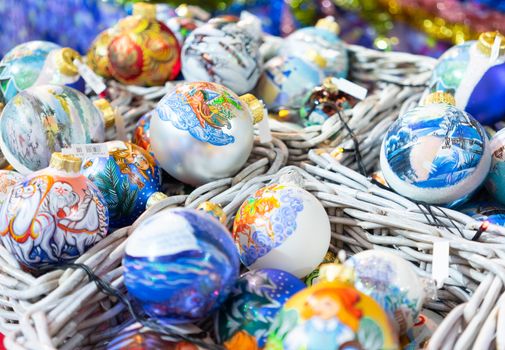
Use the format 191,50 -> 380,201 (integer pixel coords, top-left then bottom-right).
2,45 -> 503,350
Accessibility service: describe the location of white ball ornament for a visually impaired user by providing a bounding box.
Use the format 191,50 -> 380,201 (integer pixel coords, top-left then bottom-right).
150,81 -> 265,186
232,182 -> 331,278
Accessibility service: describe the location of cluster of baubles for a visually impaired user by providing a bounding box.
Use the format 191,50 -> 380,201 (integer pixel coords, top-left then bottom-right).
2,4 -> 505,350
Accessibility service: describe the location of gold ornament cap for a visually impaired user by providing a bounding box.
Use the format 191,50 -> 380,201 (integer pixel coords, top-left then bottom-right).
133,2 -> 157,19
316,16 -> 340,35
50,152 -> 82,173
93,99 -> 116,128
424,91 -> 456,106
319,263 -> 356,285
240,94 -> 265,124
477,31 -> 505,57
197,201 -> 227,224
322,77 -> 339,93
55,48 -> 81,76
146,191 -> 168,209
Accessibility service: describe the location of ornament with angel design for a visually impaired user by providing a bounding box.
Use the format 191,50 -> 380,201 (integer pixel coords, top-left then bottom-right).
151,81 -> 265,186
0,170 -> 23,205
216,268 -> 305,348
232,182 -> 331,278
0,153 -> 108,269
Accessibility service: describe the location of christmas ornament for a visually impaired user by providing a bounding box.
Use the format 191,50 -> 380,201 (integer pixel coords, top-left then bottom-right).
256,56 -> 323,112
284,17 -> 348,78
344,250 -> 428,335
232,183 -> 331,278
0,41 -> 82,106
123,208 -> 239,324
299,77 -> 358,126
181,19 -> 261,95
197,201 -> 226,224
486,128 -> 505,205
132,112 -> 153,156
403,310 -> 443,350
150,81 -> 265,186
380,92 -> 491,206
0,153 -> 108,269
428,32 -> 505,125
0,84 -> 114,174
81,141 -> 163,228
459,201 -> 505,227
106,323 -> 199,350
0,170 -> 23,205
87,3 -> 181,86
265,280 -> 399,350
216,268 -> 305,348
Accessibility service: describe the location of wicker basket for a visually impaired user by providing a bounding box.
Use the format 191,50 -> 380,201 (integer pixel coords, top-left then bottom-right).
2,45 -> 504,350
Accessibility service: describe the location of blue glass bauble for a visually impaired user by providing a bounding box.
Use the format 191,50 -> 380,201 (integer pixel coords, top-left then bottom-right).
256,55 -> 323,111
123,208 -> 240,324
380,103 -> 491,206
459,201 -> 505,227
486,128 -> 505,205
216,268 -> 305,347
428,33 -> 505,125
81,141 -> 162,228
0,41 -> 82,105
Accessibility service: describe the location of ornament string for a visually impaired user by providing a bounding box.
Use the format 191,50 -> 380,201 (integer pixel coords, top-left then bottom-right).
335,108 -> 367,177
45,263 -> 225,350
370,178 -> 465,238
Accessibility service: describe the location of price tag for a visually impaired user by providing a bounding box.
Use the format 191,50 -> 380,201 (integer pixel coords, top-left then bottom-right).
73,59 -> 106,95
336,78 -> 368,100
62,143 -> 109,158
432,239 -> 450,289
257,108 -> 272,144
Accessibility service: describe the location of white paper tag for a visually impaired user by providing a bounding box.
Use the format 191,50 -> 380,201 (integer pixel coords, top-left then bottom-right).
336,78 -> 368,100
257,109 -> 272,144
490,35 -> 503,64
432,239 -> 450,289
73,59 -> 106,95
62,143 -> 109,158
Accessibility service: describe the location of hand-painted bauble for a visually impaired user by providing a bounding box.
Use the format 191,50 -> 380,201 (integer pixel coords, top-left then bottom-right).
265,281 -> 399,350
427,31 -> 505,125
216,268 -> 305,348
232,183 -> 331,278
0,41 -> 81,105
380,94 -> 491,206
284,17 -> 348,78
150,81 -> 265,186
0,153 -> 108,269
256,56 -> 323,111
132,112 -> 153,156
123,208 -> 239,324
86,30 -> 114,79
344,250 -> 426,335
459,201 -> 505,227
81,141 -> 163,227
88,3 -> 181,86
0,84 -> 111,174
0,170 -> 23,205
402,310 -> 443,350
181,20 -> 261,95
486,128 -> 505,205
106,323 -> 200,350
299,77 -> 357,126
